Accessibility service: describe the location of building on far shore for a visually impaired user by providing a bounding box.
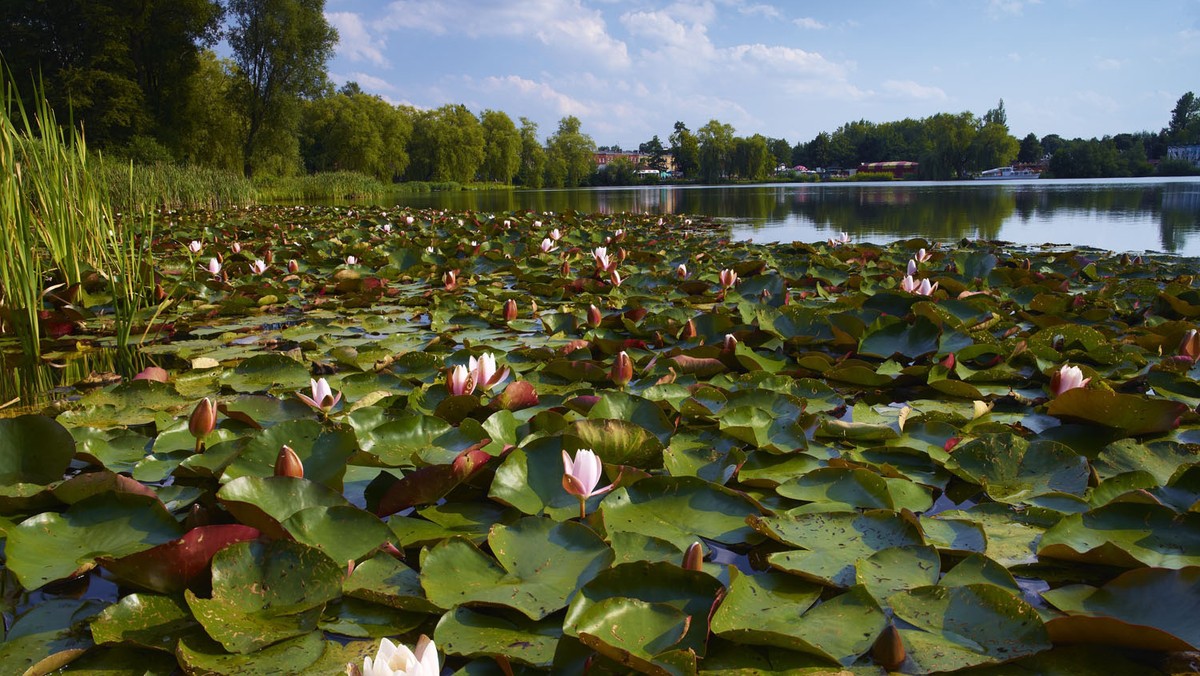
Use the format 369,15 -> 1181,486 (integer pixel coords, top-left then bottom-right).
1167,145 -> 1200,167
857,161 -> 920,179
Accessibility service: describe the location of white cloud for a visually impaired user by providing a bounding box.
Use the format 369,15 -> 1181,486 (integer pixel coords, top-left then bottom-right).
326,11 -> 389,66
882,79 -> 948,101
477,75 -> 591,117
987,0 -> 1042,18
736,3 -> 782,19
793,17 -> 827,30
1095,57 -> 1122,71
378,0 -> 629,68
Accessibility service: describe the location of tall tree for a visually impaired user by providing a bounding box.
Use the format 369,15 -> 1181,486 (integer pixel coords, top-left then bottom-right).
405,104 -> 485,183
516,117 -> 546,188
176,50 -> 244,171
299,92 -> 411,181
983,99 -> 1007,127
226,0 -> 337,176
765,137 -> 791,167
639,135 -> 668,171
697,119 -> 735,182
1167,92 -> 1200,144
480,110 -> 521,184
669,121 -> 699,178
544,116 -> 595,188
1017,132 -> 1043,164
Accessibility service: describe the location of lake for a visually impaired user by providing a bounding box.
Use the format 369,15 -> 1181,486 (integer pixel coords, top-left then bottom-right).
390,176 -> 1200,257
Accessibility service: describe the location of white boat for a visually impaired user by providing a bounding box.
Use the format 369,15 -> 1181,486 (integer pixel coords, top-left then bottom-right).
977,166 -> 1041,180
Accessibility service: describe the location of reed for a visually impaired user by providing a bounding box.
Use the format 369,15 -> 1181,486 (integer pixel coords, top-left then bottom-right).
0,77 -> 45,359
254,170 -> 393,201
96,159 -> 255,210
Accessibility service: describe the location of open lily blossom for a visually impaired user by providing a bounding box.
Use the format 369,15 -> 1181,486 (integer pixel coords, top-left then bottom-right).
345,255 -> 358,266
187,240 -> 202,254
593,246 -> 611,272
901,275 -> 938,296
1050,364 -> 1091,397
469,352 -> 509,391
562,449 -> 619,518
914,247 -> 932,262
548,228 -> 562,241
539,237 -> 556,253
405,215 -> 414,225
442,270 -> 458,290
676,263 -> 688,279
202,258 -> 222,276
446,364 -> 476,396
358,635 -> 439,676
719,268 -> 738,289
381,222 -> 393,234
829,232 -> 851,246
250,260 -> 267,275
296,378 -> 342,413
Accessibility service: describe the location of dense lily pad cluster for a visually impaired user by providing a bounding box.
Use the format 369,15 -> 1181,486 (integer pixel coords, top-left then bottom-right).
3,205 -> 1200,674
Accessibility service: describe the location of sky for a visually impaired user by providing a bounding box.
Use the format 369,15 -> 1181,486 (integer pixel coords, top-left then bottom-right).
321,0 -> 1200,149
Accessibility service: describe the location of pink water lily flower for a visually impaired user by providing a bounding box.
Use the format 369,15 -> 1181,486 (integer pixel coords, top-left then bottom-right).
901,275 -> 938,296
250,260 -> 268,274
593,246 -> 611,272
914,248 -> 931,263
446,364 -> 476,396
345,255 -> 358,266
359,635 -> 439,676
829,232 -> 851,246
676,263 -> 688,279
539,237 -> 556,253
187,240 -> 203,254
231,242 -> 241,254
548,228 -> 562,241
562,449 -> 619,518
1050,364 -> 1091,397
469,353 -> 509,391
202,258 -> 222,276
719,268 -> 738,289
907,259 -> 918,276
405,215 -> 415,225
296,377 -> 341,413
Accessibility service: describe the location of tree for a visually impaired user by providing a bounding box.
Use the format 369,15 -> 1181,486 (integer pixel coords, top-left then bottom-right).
730,134 -> 772,179
516,117 -> 546,188
983,99 -> 1007,127
299,92 -> 410,181
669,122 -> 699,178
0,0 -> 224,151
176,50 -> 244,172
639,135 -> 668,171
544,116 -> 595,188
405,104 -> 485,183
1017,133 -> 1043,164
970,120 -> 1019,172
697,119 -> 735,182
1167,92 -> 1200,145
479,110 -> 522,184
766,137 -> 791,168
922,112 -> 977,179
226,0 -> 338,176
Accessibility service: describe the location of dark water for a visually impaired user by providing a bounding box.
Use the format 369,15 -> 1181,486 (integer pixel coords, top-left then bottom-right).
388,177 -> 1200,256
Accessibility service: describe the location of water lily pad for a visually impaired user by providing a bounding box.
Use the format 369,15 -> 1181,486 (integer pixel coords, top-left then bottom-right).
216,476 -> 348,539
281,504 -> 392,564
859,315 -> 942,360
856,545 -> 941,601
1047,388 -> 1189,437
0,598 -> 105,674
601,476 -> 763,550
435,606 -> 562,668
220,354 -> 311,393
709,568 -> 823,649
752,511 -> 924,587
91,593 -> 202,651
343,553 -> 440,613
490,443 -> 610,521
185,540 -> 343,654
571,597 -> 691,673
220,419 -> 357,489
944,433 -> 1089,505
175,631 -> 330,675
564,418 -> 665,469
777,467 -> 931,512
1038,502 -> 1200,568
1043,566 -> 1200,651
421,516 -> 613,620
102,524 -> 261,593
0,414 -> 76,484
6,493 -> 185,589
891,584 -> 1051,673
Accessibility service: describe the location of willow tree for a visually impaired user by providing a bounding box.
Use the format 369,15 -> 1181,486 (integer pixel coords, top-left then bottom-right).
226,0 -> 337,176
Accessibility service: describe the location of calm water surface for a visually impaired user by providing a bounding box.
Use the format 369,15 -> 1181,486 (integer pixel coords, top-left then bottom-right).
391,177 -> 1200,256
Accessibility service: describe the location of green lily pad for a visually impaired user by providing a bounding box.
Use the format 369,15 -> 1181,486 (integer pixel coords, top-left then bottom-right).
343,552 -> 440,614
944,433 -> 1089,504
435,606 -> 562,668
0,414 -> 76,484
1038,502 -> 1200,568
175,631 -> 332,675
601,476 -> 763,551
859,315 -> 942,360
1047,388 -> 1189,437
220,354 -> 312,394
0,598 -> 105,674
571,597 -> 691,673
215,475 -> 348,539
891,584 -> 1051,673
185,540 -> 343,654
777,467 -> 932,512
281,504 -> 392,564
490,443 -> 612,521
420,516 -> 614,620
91,593 -> 202,651
6,493 -> 185,589
220,419 -> 357,489
856,545 -> 941,601
1043,566 -> 1200,651
563,418 -> 665,469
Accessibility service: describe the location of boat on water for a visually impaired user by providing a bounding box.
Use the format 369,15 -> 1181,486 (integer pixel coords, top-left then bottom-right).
977,165 -> 1041,180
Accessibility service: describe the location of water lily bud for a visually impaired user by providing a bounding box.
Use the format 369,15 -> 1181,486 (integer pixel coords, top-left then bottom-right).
274,445 -> 304,478
609,269 -> 623,287
530,299 -> 538,315
560,260 -> 571,278
1050,364 -> 1090,397
676,263 -> 688,279
231,242 -> 241,254
722,334 -> 738,352
1180,329 -> 1200,361
287,259 -> 299,273
872,624 -> 906,672
719,268 -> 738,289
617,247 -> 627,261
587,304 -> 602,328
611,351 -> 633,386
189,398 -> 216,440
443,270 -> 458,290
679,319 -> 697,340
682,542 -> 704,571
940,353 -> 956,370
263,249 -> 274,264
503,299 -> 518,322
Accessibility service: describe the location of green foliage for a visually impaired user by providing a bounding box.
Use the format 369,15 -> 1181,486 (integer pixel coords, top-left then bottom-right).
226,0 -> 338,177
405,104 -> 485,183
516,117 -> 546,188
669,121 -> 699,178
697,119 -> 736,182
479,110 -> 521,185
300,92 -> 411,181
544,115 -> 595,188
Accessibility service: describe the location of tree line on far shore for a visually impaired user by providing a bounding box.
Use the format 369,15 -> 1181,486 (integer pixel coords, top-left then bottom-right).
3,0 -> 1197,187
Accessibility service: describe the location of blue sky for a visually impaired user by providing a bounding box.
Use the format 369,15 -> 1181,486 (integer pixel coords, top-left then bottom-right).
322,0 -> 1200,148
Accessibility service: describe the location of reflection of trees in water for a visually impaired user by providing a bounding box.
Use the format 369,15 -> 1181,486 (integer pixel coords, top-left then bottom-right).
1160,184 -> 1200,253
393,181 -> 1200,251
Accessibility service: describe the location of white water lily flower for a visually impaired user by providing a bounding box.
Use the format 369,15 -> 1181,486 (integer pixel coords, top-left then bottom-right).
360,635 -> 439,676
250,260 -> 267,274
187,240 -> 202,254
